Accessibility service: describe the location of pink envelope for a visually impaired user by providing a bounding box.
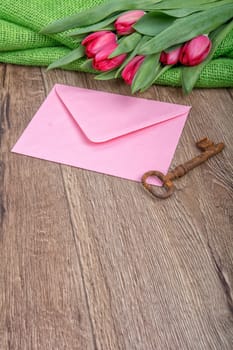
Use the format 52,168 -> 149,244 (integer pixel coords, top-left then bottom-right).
12,84 -> 191,185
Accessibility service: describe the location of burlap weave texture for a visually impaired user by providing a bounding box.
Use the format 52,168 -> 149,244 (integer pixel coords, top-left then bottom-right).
0,0 -> 232,88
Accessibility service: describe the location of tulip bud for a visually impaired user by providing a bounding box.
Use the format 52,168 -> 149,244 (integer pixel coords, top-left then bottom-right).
93,54 -> 127,71
93,43 -> 126,71
160,46 -> 182,65
179,35 -> 212,66
114,10 -> 145,35
82,31 -> 116,58
121,55 -> 145,85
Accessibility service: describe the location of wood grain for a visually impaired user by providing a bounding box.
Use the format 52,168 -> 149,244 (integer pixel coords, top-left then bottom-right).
0,63 -> 232,349
0,65 -> 95,350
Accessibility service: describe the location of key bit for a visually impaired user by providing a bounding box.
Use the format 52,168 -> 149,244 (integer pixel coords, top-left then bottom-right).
142,137 -> 225,199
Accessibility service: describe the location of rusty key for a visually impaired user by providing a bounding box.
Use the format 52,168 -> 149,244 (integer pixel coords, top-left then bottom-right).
141,137 -> 225,199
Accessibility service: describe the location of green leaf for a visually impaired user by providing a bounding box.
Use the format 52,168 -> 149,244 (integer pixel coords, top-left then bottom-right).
110,33 -> 142,58
164,44 -> 181,53
114,35 -> 151,77
139,64 -> 172,91
152,64 -> 173,83
182,19 -> 233,94
71,34 -> 87,43
133,12 -> 176,36
67,14 -> 119,36
40,0 -> 162,34
47,46 -> 85,70
95,70 -> 118,80
132,54 -> 161,93
162,0 -> 233,14
148,0 -> 219,10
138,3 -> 233,55
144,8 -> 201,17
144,1 -> 233,17
79,59 -> 94,70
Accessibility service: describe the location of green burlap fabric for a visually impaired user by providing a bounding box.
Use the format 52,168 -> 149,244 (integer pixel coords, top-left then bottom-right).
0,0 -> 233,88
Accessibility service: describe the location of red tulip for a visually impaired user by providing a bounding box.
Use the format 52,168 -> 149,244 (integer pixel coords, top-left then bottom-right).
82,31 -> 116,58
160,46 -> 182,65
121,55 -> 145,85
94,42 -> 118,62
93,43 -> 126,71
114,10 -> 145,35
179,35 -> 212,66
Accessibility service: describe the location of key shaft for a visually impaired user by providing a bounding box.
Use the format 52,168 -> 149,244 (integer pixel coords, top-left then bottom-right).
141,138 -> 225,199
164,141 -> 225,182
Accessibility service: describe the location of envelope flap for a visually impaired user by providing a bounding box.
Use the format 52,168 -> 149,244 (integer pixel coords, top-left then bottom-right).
55,84 -> 190,143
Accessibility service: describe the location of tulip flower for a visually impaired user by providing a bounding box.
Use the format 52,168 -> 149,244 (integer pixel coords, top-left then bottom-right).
82,31 -> 116,58
121,55 -> 145,85
160,46 -> 182,65
114,10 -> 145,35
93,43 -> 126,71
179,35 -> 212,66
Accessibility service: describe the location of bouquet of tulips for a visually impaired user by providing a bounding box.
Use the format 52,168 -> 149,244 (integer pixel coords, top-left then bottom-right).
42,0 -> 233,94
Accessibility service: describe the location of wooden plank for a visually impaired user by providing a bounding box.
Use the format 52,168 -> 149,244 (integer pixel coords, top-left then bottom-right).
0,64 -> 96,350
0,63 -> 232,349
42,69 -> 233,349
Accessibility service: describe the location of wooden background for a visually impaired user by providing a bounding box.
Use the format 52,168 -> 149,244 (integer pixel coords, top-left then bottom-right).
0,63 -> 232,350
